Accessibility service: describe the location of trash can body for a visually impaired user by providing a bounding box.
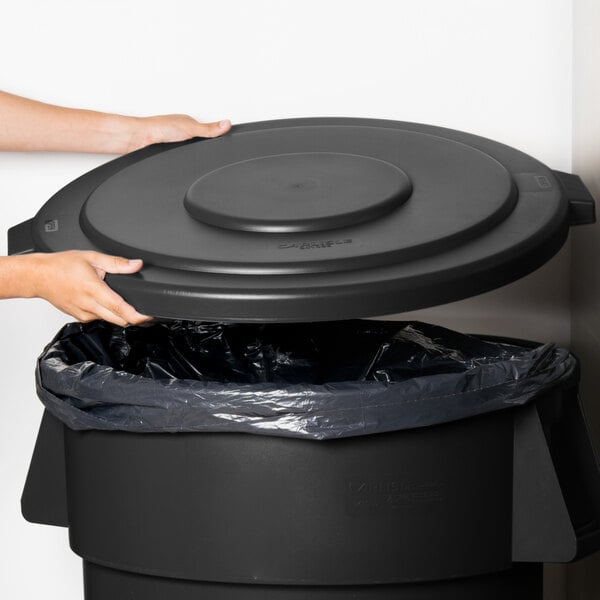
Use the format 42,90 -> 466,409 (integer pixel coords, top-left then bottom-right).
23,361 -> 600,598
67,410 -> 513,585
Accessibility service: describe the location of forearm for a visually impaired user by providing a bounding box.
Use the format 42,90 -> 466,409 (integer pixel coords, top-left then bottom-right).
0,255 -> 40,299
0,91 -> 141,154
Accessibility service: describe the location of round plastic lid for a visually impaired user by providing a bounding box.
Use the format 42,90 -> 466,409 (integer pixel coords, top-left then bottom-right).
31,117 -> 573,322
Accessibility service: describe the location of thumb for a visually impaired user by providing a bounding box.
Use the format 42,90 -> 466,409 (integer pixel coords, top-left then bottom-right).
89,253 -> 144,275
194,119 -> 231,138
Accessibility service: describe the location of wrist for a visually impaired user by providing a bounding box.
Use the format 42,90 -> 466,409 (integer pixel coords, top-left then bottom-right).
98,113 -> 145,154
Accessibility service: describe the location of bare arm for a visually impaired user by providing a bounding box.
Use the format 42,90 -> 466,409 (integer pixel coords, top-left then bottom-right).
1,91 -> 232,325
0,90 -> 231,154
0,253 -> 150,326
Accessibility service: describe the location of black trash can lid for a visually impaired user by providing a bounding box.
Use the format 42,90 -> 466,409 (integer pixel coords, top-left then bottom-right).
20,117 -> 595,322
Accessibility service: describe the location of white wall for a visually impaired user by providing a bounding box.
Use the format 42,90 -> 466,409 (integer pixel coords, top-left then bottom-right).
0,1 -> 573,598
568,1 -> 600,597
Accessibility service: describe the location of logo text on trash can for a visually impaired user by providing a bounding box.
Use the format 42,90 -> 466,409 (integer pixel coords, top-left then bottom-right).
278,238 -> 353,250
346,477 -> 446,514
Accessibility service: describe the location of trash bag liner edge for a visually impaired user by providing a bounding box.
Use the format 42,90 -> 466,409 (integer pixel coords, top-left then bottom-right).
35,320 -> 578,440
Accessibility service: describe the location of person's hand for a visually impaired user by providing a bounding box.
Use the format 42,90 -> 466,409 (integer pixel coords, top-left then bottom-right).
0,90 -> 232,154
29,251 -> 151,327
125,115 -> 232,153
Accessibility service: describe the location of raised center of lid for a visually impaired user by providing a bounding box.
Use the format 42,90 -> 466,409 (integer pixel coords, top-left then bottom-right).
183,152 -> 412,233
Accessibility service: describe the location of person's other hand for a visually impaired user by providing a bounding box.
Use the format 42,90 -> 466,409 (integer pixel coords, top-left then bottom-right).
125,114 -> 232,153
30,251 -> 150,326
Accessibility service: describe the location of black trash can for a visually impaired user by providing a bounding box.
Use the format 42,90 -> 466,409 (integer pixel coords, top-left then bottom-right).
9,118 -> 600,599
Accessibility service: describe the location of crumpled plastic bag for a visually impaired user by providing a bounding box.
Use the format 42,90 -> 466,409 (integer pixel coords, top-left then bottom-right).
36,319 -> 577,440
